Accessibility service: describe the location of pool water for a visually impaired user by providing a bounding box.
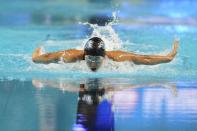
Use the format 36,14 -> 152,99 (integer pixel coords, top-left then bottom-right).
0,0 -> 197,131
1,79 -> 197,131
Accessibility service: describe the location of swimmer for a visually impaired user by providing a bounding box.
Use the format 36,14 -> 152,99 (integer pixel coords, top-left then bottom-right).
32,37 -> 179,71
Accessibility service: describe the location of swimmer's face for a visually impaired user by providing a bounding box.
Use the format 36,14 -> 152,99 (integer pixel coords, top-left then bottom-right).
84,37 -> 105,71
85,55 -> 104,71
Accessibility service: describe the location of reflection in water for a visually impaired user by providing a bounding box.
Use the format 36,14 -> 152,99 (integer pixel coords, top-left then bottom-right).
35,89 -> 57,131
32,78 -> 179,131
1,79 -> 197,130
74,79 -> 114,131
32,80 -> 79,131
33,79 -> 115,131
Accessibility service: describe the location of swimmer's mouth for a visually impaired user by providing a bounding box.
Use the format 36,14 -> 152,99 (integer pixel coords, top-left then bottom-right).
85,55 -> 104,72
91,68 -> 97,72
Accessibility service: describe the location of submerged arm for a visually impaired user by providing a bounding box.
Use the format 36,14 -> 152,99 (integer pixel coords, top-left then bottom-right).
32,47 -> 84,63
106,39 -> 179,65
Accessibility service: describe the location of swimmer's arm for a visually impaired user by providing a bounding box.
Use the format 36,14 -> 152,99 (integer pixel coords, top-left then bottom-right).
32,47 -> 84,63
106,39 -> 179,65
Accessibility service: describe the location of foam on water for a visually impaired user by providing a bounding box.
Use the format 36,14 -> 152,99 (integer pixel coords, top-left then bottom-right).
78,11 -> 122,50
88,24 -> 122,50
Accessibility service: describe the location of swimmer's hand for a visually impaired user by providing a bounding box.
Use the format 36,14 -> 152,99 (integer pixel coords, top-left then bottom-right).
167,38 -> 179,58
106,39 -> 179,65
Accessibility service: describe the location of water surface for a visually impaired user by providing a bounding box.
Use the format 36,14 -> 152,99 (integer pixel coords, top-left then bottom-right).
0,0 -> 197,131
0,79 -> 197,131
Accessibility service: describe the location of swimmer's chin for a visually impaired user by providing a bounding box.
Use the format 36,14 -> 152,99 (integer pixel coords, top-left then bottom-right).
90,68 -> 98,72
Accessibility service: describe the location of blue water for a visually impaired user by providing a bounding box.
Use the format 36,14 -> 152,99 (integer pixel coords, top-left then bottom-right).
0,0 -> 197,131
1,79 -> 197,131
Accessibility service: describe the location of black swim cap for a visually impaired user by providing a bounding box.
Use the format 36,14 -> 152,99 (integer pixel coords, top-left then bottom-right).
84,37 -> 105,57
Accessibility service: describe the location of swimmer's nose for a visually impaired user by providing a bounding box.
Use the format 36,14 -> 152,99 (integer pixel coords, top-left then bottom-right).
90,62 -> 97,67
89,62 -> 98,71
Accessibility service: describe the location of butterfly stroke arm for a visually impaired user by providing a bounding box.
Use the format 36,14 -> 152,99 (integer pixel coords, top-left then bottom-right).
32,47 -> 84,63
106,39 -> 179,65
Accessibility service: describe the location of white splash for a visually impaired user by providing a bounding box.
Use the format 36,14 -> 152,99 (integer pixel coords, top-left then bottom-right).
80,11 -> 122,50
89,24 -> 122,50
